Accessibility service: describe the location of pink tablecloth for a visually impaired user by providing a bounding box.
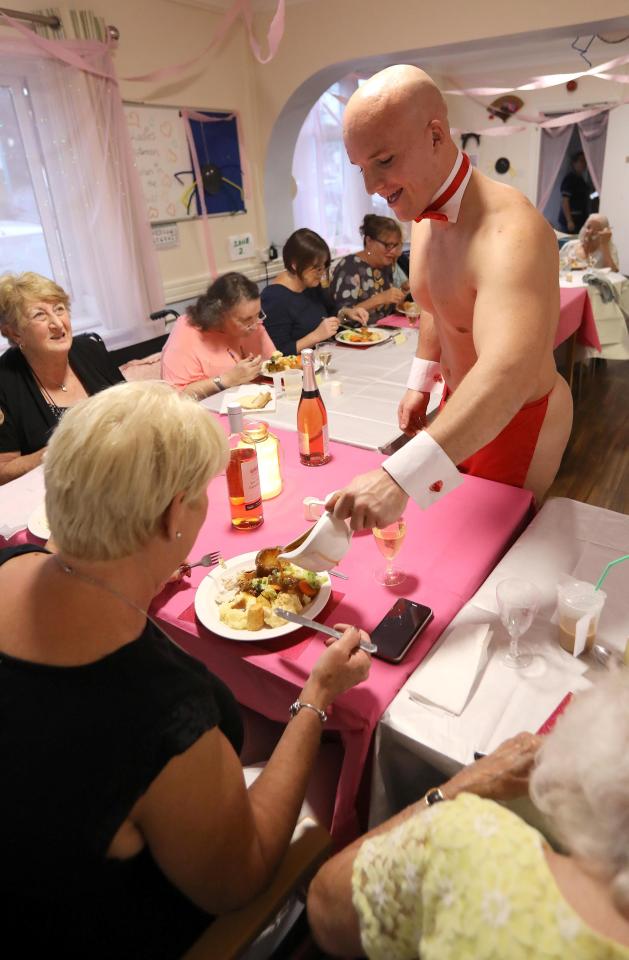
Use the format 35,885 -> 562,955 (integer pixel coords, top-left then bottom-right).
380,290 -> 601,352
557,287 -> 601,351
154,427 -> 533,841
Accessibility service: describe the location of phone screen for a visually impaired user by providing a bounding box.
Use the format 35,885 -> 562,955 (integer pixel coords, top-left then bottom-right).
371,598 -> 434,663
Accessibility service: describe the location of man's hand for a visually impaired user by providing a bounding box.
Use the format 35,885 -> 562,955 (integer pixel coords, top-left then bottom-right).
398,389 -> 430,436
326,467 -> 408,531
443,733 -> 542,803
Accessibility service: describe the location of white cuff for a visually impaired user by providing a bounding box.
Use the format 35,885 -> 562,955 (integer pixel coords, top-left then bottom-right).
407,358 -> 443,393
383,431 -> 463,510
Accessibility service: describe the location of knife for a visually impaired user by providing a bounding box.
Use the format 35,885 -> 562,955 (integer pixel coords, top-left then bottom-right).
274,608 -> 377,654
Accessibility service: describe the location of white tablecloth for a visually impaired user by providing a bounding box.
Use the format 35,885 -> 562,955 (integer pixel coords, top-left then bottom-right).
560,271 -> 629,361
0,464 -> 45,539
201,331 -> 442,451
370,497 -> 629,824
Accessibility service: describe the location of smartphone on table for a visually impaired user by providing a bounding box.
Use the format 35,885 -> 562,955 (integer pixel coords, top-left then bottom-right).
371,598 -> 434,663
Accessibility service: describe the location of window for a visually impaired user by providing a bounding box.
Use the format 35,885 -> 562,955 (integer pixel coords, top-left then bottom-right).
292,79 -> 394,256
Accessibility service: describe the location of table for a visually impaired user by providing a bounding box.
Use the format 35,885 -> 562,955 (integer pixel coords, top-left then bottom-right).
153,426 -> 533,842
371,497 -> 629,824
199,325 -> 443,453
560,271 -> 629,361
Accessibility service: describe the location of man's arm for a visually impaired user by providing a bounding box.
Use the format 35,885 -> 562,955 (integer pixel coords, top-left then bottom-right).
561,195 -> 575,233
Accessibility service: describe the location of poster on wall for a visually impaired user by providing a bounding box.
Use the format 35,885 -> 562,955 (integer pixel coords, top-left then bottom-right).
124,103 -> 245,223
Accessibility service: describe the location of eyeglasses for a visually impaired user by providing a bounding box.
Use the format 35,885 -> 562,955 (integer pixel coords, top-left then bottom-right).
306,263 -> 329,275
372,238 -> 403,253
240,309 -> 266,331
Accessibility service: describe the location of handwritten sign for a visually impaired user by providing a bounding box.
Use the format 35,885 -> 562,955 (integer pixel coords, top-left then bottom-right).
228,233 -> 253,261
124,105 -> 191,223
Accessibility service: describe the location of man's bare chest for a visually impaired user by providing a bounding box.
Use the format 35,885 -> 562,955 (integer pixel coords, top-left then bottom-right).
410,236 -> 476,335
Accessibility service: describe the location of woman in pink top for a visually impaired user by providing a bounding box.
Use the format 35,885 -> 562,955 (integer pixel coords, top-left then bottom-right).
161,273 -> 276,399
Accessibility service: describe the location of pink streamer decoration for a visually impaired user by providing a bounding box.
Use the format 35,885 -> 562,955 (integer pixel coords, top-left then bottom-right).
0,9 -> 116,80
122,0 -> 285,83
182,110 -> 218,280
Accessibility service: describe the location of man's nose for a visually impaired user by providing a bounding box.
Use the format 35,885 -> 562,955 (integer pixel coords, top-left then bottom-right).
362,167 -> 383,197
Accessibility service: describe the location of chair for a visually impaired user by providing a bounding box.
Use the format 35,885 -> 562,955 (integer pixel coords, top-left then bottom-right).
181,819 -> 332,960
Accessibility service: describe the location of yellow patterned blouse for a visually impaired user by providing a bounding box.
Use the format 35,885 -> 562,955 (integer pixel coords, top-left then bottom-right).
352,793 -> 629,960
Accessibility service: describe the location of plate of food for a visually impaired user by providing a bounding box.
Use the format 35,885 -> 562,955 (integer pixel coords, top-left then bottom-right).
27,502 -> 51,540
219,385 -> 276,414
335,327 -> 392,348
195,548 -> 332,641
261,352 -> 321,377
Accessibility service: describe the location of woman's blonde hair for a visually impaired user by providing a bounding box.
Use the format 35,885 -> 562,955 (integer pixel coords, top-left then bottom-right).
45,381 -> 228,561
0,272 -> 70,339
530,670 -> 629,911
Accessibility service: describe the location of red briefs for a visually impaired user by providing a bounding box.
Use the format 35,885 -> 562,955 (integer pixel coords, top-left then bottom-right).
440,386 -> 551,488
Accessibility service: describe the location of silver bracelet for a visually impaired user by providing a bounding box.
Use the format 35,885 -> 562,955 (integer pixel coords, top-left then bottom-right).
212,375 -> 225,392
289,699 -> 328,725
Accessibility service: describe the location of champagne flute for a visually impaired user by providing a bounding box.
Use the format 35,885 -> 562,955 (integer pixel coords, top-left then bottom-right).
373,518 -> 407,586
317,348 -> 333,380
496,578 -> 541,669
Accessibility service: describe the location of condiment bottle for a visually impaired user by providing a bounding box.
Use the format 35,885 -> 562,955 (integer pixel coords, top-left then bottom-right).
297,348 -> 331,466
225,404 -> 263,530
238,420 -> 282,500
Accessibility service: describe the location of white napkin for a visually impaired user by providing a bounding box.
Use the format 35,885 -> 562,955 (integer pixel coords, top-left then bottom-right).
219,384 -> 276,415
407,622 -> 492,715
0,465 -> 46,539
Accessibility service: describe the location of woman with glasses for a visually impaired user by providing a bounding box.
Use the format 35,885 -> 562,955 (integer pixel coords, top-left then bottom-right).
0,272 -> 124,485
261,229 -> 368,357
161,272 -> 276,399
331,215 -> 407,323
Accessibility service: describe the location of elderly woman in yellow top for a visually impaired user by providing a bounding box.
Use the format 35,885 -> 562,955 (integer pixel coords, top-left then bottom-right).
308,672 -> 629,960
0,380 -> 371,958
0,271 -> 124,484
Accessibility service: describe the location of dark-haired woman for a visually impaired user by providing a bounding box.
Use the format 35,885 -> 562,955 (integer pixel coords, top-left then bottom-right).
331,215 -> 406,323
161,272 -> 276,399
261,229 -> 368,357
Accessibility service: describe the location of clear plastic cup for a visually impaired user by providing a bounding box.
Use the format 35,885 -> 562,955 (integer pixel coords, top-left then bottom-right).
282,369 -> 303,399
556,578 -> 606,655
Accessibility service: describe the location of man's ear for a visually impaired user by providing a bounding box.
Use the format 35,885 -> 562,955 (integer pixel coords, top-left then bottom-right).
430,120 -> 445,147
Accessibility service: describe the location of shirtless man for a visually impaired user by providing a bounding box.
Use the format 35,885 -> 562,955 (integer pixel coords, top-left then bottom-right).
328,65 -> 573,530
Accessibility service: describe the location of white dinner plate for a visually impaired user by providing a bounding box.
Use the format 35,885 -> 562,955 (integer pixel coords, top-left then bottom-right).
27,502 -> 50,540
260,357 -> 321,377
219,385 -> 277,415
334,327 -> 392,348
194,551 -> 332,641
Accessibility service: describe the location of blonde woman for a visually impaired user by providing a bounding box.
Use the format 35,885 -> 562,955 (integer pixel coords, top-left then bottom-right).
0,271 -> 124,484
0,381 -> 371,959
308,673 -> 629,959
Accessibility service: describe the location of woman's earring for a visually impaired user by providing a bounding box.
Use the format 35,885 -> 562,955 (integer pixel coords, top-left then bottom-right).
176,531 -> 182,539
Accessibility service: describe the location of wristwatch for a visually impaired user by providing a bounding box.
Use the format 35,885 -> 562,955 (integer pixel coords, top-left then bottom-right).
289,699 -> 328,725
213,376 -> 225,392
424,786 -> 446,807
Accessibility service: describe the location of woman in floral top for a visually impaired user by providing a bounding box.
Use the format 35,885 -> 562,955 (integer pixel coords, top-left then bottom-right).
308,673 -> 629,959
331,215 -> 407,322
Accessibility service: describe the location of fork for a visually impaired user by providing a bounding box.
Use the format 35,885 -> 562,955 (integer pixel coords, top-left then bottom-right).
178,551 -> 221,576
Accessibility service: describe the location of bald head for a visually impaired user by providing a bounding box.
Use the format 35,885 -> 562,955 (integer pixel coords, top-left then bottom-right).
345,65 -> 448,135
343,65 -> 456,222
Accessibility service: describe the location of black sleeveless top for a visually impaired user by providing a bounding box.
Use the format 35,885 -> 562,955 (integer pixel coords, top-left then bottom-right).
0,545 -> 244,959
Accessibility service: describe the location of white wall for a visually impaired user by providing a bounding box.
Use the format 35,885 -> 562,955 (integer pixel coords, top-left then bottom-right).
601,104 -> 629,274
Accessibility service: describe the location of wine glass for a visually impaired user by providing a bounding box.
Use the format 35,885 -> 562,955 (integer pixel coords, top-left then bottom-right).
373,518 -> 407,586
405,302 -> 421,327
496,578 -> 541,669
317,348 -> 333,379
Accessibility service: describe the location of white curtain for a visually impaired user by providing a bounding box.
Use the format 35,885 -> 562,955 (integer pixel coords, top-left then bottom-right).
536,125 -> 574,214
0,35 -> 163,348
578,112 -> 609,195
292,79 -> 391,255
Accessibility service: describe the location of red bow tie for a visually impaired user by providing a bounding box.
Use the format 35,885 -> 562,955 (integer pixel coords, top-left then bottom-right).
415,153 -> 471,224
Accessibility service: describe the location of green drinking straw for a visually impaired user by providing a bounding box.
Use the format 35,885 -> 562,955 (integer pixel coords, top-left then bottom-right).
595,555 -> 629,591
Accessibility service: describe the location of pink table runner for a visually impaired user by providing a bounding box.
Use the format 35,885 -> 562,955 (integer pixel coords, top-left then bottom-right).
154,427 -> 533,841
379,290 -> 601,352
